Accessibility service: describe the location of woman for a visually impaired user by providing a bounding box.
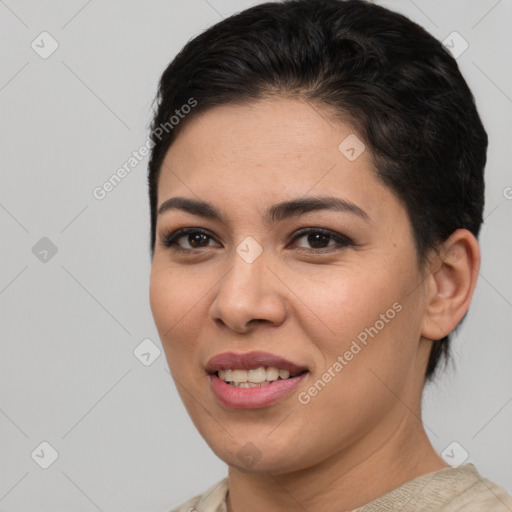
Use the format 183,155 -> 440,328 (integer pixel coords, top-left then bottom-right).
147,0 -> 512,510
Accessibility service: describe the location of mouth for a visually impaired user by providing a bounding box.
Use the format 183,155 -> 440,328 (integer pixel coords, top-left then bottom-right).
205,351 -> 309,408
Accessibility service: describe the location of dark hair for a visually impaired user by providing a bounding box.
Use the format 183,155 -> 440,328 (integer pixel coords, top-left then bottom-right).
147,0 -> 487,382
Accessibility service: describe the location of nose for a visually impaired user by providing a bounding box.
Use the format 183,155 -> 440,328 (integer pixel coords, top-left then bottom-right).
209,248 -> 287,333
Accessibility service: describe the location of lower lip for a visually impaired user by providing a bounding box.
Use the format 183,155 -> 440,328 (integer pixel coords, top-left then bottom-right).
209,372 -> 308,409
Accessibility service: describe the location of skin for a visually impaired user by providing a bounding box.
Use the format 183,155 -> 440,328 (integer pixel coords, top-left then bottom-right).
149,97 -> 480,512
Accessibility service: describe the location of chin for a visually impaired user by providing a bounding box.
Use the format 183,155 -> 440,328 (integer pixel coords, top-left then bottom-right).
205,433 -> 313,475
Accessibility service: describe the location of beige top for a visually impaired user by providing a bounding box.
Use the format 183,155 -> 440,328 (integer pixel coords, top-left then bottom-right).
169,463 -> 512,512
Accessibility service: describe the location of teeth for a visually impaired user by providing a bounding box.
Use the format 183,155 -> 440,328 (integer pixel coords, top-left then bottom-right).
247,367 -> 266,383
232,369 -> 247,383
217,366 -> 299,385
266,367 -> 279,381
278,369 -> 290,380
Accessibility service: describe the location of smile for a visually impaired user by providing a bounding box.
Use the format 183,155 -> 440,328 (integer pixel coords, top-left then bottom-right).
205,351 -> 310,408
217,366 -> 306,387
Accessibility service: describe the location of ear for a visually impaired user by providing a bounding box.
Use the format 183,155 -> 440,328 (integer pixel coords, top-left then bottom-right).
421,229 -> 480,341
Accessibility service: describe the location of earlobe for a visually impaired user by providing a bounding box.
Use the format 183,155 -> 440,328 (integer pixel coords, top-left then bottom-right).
421,229 -> 480,341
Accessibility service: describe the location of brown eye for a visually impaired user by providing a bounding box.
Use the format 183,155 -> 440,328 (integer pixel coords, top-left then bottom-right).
290,228 -> 354,253
161,228 -> 220,252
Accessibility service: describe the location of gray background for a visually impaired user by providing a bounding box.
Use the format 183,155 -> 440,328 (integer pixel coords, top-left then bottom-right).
0,0 -> 511,510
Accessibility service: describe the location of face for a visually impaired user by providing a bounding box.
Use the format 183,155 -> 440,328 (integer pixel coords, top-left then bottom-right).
149,97 -> 433,474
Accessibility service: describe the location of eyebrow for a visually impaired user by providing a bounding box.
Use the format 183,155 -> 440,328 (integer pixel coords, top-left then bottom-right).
157,195 -> 370,224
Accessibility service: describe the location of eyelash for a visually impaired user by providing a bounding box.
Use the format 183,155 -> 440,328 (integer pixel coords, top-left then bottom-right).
159,227 -> 355,255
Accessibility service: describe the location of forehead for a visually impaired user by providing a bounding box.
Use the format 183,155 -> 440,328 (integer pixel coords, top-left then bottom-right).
163,97 -> 357,173
157,97 -> 402,224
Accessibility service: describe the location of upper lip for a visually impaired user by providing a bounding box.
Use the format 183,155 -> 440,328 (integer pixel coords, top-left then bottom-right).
205,351 -> 309,375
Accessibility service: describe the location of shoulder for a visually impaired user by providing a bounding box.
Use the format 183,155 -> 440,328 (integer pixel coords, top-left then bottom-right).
169,477 -> 229,512
353,464 -> 512,512
436,465 -> 512,511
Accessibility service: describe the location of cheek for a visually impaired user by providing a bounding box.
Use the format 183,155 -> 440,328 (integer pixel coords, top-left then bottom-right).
290,264 -> 405,344
149,263 -> 208,363
296,260 -> 422,385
